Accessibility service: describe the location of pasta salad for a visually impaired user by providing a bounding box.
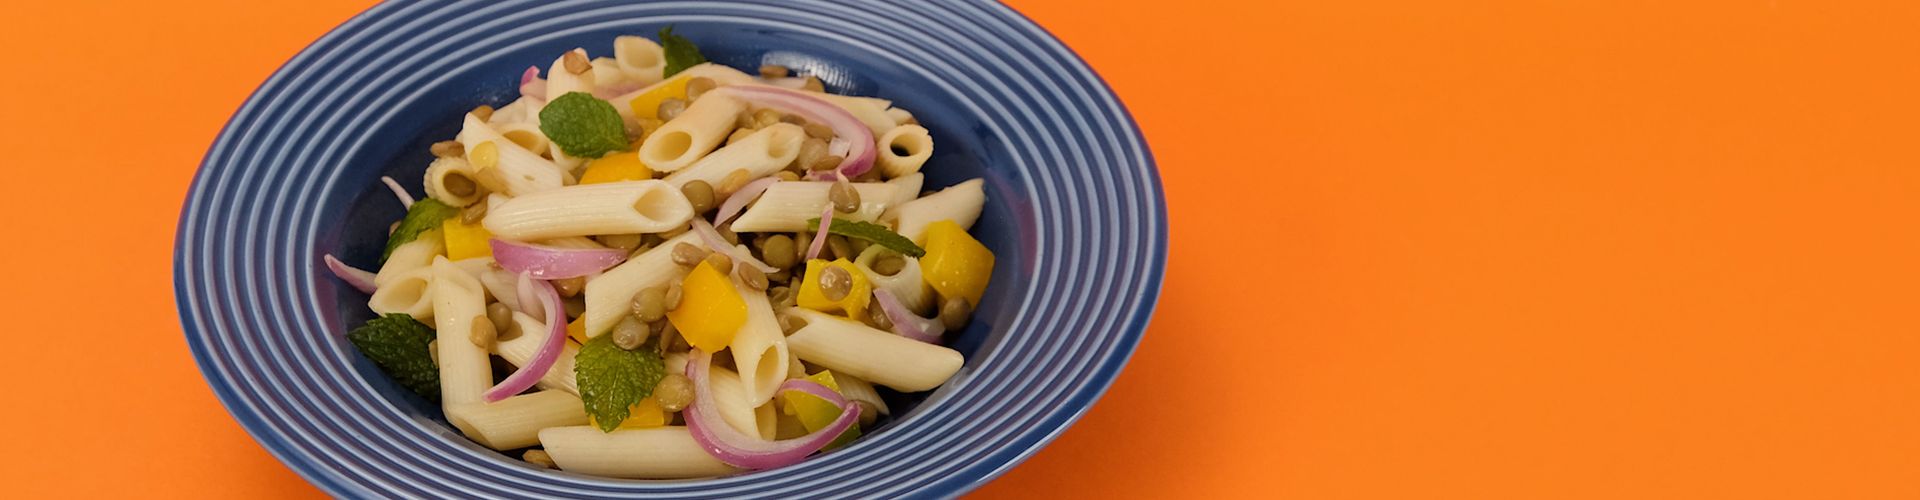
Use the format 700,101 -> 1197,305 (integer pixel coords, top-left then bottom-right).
323,27 -> 992,478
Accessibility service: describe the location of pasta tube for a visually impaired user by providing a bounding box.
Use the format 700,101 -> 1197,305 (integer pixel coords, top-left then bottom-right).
727,181 -> 899,232
496,311 -> 580,395
422,157 -> 484,207
785,308 -> 963,392
885,172 -> 924,210
855,245 -> 933,314
457,113 -> 565,196
662,123 -> 806,189
637,93 -> 746,172
834,372 -> 891,416
446,390 -> 589,450
709,365 -> 762,436
545,48 -> 597,101
890,178 -> 984,244
612,35 -> 665,85
481,180 -> 694,240
374,235 -> 444,288
582,233 -> 697,336
367,266 -> 434,321
728,273 -> 790,407
875,124 -> 933,178
430,257 -> 492,406
538,427 -> 738,479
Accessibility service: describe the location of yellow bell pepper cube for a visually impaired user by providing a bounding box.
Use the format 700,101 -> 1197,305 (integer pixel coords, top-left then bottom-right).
796,259 -> 872,320
440,219 -> 494,261
589,397 -> 668,430
627,74 -> 693,120
919,220 -> 994,306
578,151 -> 653,185
567,315 -> 588,344
779,371 -> 861,449
666,261 -> 748,352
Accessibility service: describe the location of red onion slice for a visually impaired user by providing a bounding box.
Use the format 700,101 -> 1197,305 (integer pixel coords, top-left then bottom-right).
712,177 -> 778,227
323,254 -> 378,294
519,66 -> 545,98
872,289 -> 944,344
690,218 -> 780,273
805,204 -> 833,261
380,176 -> 415,209
710,85 -> 875,177
484,278 -> 567,402
684,349 -> 859,469
489,238 -> 628,279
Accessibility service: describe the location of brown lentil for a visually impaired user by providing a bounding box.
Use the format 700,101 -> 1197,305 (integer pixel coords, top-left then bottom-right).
553,276 -> 585,298
735,109 -> 756,128
631,286 -> 667,322
820,266 -> 853,301
848,238 -> 871,256
653,374 -> 694,411
737,265 -> 769,291
856,401 -> 880,427
664,279 -> 684,310
611,316 -> 649,350
686,77 -> 718,101
760,235 -> 797,269
793,138 -> 828,172
767,269 -> 791,284
826,235 -> 852,261
752,109 -> 784,128
660,222 -> 690,238
680,180 -> 715,214
656,97 -> 688,121
523,449 -> 556,469
562,50 -> 591,74
704,251 -> 733,273
939,296 -> 972,331
802,123 -> 834,140
487,302 -> 514,335
596,233 -> 643,252
871,253 -> 905,276
758,64 -> 790,79
718,169 -> 752,195
670,242 -> 709,266
828,182 -> 861,213
775,170 -> 800,182
779,114 -> 807,125
430,140 -> 466,158
469,315 -> 497,349
459,200 -> 489,225
801,75 -> 824,92
470,104 -> 495,122
810,154 -> 844,172
866,301 -> 894,331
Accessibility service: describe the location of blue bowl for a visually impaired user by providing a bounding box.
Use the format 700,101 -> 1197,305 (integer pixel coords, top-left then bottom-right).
176,0 -> 1164,497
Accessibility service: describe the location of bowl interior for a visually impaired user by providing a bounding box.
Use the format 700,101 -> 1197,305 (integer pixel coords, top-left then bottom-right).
323,21 -> 1031,459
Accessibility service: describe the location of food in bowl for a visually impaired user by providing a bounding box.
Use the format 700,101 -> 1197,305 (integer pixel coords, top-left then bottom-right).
322,27 -> 993,479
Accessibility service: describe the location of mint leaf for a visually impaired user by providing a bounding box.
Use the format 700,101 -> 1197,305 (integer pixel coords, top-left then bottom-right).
346,314 -> 441,402
380,198 -> 457,263
539,92 -> 629,159
576,334 -> 666,432
659,26 -> 706,78
807,218 -> 926,257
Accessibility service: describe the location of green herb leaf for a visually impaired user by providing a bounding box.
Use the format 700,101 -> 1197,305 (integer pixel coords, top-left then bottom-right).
575,334 -> 666,432
380,198 -> 458,263
538,92 -> 628,159
346,314 -> 441,402
659,26 -> 707,78
806,218 -> 927,257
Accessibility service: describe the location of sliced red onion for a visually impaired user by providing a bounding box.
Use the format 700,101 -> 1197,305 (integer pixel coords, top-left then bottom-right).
872,289 -> 944,343
762,77 -> 808,89
690,218 -> 780,273
713,177 -> 778,226
710,85 -> 874,177
519,66 -> 545,98
489,238 -> 628,279
684,349 -> 859,469
380,176 -> 414,209
805,204 -> 833,261
323,254 -> 378,294
485,278 -> 567,402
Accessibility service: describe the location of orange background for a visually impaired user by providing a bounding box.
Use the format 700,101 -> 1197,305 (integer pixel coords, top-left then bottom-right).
6,0 -> 1920,498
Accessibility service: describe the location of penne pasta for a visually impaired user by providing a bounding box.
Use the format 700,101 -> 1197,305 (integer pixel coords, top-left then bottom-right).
885,172 -> 924,211
612,35 -> 665,85
638,93 -> 747,172
422,157 -> 484,207
582,233 -> 697,336
367,266 -> 434,321
710,365 -> 763,436
785,308 -> 963,392
833,372 -> 891,416
854,245 -> 933,314
457,113 -> 565,196
496,311 -> 580,395
478,269 -> 525,313
662,123 -> 806,189
430,257 -> 492,406
375,234 -> 444,288
482,180 -> 694,240
545,48 -> 597,101
446,390 -> 589,450
728,273 -> 790,407
538,426 -> 739,479
890,178 -> 985,244
608,63 -> 756,121
728,181 -> 899,232
875,124 -> 933,178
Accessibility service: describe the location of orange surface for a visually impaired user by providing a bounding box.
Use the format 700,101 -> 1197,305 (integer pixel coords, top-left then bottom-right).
6,0 -> 1920,498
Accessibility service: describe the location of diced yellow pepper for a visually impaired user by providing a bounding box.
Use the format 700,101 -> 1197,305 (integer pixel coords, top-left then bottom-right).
441,219 -> 494,260
590,397 -> 668,430
628,74 -> 693,120
919,220 -> 994,306
578,151 -> 653,184
796,259 -> 872,319
666,261 -> 748,351
567,315 -> 588,344
779,371 -> 861,449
